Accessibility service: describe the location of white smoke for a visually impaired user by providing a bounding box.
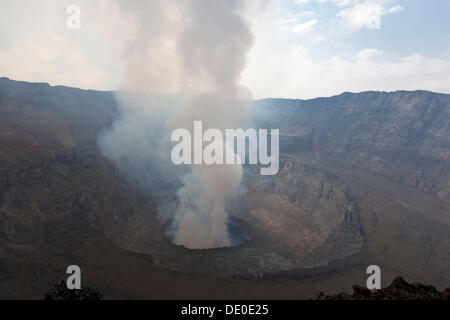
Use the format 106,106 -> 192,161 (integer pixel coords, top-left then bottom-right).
98,0 -> 257,248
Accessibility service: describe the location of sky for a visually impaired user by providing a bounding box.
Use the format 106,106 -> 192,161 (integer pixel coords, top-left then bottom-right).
0,0 -> 449,99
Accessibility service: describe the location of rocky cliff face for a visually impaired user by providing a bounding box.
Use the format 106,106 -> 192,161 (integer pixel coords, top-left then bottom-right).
253,91 -> 450,203
0,79 -> 142,298
244,157 -> 365,268
0,78 -> 133,247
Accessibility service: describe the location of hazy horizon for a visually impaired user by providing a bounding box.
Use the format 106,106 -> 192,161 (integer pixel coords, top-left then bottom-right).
2,75 -> 449,102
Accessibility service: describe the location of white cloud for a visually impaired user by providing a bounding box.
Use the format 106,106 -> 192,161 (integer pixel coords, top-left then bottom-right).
388,5 -> 403,14
0,0 -> 127,90
280,11 -> 315,24
0,36 -> 113,90
242,46 -> 450,99
333,0 -> 358,8
292,19 -> 318,33
242,0 -> 450,99
295,0 -> 310,5
296,10 -> 315,18
281,17 -> 299,23
336,0 -> 403,31
356,48 -> 383,60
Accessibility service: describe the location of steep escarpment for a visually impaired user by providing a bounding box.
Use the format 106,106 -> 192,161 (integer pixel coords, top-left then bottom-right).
0,148 -> 137,244
244,157 -> 364,268
0,78 -> 133,244
253,91 -> 450,203
0,79 -> 142,298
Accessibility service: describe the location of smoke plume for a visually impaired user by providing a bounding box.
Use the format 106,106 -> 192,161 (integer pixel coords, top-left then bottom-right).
98,0 -> 255,248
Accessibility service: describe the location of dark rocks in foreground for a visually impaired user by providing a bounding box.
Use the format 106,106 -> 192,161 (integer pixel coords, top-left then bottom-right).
316,276 -> 450,300
44,281 -> 103,300
43,276 -> 450,300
